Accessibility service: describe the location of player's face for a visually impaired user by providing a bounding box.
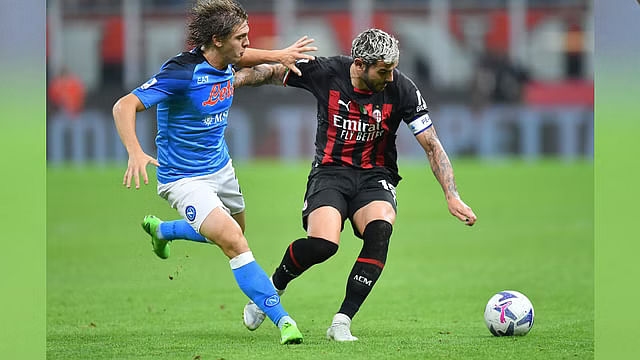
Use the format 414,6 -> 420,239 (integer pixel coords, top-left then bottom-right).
219,21 -> 250,64
362,60 -> 398,92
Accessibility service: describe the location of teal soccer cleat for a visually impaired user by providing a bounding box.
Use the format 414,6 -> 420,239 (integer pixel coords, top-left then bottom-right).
141,215 -> 170,259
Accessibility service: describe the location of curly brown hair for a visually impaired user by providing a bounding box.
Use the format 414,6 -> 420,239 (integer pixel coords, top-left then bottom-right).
186,0 -> 248,48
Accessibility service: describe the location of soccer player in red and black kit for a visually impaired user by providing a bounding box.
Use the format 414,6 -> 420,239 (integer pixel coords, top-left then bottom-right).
234,29 -> 477,341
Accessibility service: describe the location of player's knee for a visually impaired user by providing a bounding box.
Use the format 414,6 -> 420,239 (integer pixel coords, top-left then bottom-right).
361,220 -> 393,262
219,229 -> 249,258
292,236 -> 338,266
308,236 -> 339,261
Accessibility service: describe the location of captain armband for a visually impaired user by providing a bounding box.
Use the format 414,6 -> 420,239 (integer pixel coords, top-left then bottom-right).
407,114 -> 432,135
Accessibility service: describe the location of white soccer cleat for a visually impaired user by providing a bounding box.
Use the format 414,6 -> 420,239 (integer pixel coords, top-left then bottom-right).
243,278 -> 284,331
326,313 -> 359,342
243,300 -> 267,331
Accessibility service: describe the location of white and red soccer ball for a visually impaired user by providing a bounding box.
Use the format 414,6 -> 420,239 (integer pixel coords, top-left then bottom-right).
484,290 -> 534,336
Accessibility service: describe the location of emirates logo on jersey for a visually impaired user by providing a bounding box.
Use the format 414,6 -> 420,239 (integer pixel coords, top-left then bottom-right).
333,114 -> 384,142
327,90 -> 393,148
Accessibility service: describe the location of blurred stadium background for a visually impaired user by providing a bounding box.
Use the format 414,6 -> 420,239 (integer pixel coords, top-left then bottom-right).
46,0 -> 593,165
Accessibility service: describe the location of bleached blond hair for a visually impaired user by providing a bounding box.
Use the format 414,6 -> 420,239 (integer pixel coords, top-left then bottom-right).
351,28 -> 399,66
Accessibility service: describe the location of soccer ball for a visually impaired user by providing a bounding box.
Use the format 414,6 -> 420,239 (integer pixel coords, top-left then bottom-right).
484,290 -> 534,336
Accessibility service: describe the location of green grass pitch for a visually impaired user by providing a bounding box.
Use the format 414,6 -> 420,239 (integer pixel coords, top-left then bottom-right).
47,160 -> 593,359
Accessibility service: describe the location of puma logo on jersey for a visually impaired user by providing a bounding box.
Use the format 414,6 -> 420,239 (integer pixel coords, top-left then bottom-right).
338,99 -> 351,111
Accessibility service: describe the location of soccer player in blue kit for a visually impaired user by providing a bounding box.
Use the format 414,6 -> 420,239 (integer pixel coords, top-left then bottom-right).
112,0 -> 316,344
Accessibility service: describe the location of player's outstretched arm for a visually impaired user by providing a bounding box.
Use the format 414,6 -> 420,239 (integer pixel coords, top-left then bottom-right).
113,93 -> 159,189
237,36 -> 317,76
416,126 -> 477,226
234,64 -> 288,88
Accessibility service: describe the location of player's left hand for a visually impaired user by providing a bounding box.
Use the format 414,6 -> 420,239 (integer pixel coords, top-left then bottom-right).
447,197 -> 477,226
123,151 -> 159,190
278,36 -> 318,76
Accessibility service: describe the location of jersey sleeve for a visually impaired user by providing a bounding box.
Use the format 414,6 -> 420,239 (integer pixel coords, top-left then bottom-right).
283,56 -> 333,95
397,72 -> 432,136
131,60 -> 193,109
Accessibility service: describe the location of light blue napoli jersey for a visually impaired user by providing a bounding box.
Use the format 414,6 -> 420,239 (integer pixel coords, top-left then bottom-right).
132,48 -> 235,184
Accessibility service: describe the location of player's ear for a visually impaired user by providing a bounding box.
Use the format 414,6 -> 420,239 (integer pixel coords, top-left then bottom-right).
354,58 -> 367,72
212,35 -> 224,48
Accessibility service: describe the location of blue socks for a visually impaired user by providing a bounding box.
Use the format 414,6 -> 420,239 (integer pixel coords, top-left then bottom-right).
159,220 -> 207,243
230,252 -> 289,326
157,222 -> 290,326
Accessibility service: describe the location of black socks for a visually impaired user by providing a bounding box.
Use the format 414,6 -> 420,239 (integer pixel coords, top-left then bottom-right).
338,220 -> 393,319
272,236 -> 338,290
271,219 -> 393,320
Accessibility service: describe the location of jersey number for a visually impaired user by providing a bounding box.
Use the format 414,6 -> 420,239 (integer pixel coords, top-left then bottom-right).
378,180 -> 397,204
416,90 -> 427,112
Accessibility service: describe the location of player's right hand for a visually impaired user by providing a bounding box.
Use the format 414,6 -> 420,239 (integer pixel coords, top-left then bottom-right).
279,36 -> 318,76
123,151 -> 159,189
447,197 -> 477,226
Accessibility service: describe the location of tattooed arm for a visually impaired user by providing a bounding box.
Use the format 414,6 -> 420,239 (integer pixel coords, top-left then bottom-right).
416,126 -> 477,226
234,64 -> 288,89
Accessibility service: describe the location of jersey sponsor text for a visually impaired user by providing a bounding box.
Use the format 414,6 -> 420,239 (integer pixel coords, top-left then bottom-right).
202,80 -> 234,106
333,114 -> 384,141
203,110 -> 228,126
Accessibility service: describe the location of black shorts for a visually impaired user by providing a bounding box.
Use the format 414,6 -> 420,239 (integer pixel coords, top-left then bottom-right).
301,166 -> 398,239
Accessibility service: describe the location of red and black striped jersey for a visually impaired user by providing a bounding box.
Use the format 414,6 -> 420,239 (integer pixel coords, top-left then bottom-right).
284,56 -> 430,184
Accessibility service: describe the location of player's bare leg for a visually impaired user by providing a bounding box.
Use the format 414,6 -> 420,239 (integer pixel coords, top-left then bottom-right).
231,210 -> 246,234
199,207 -> 248,258
306,206 -> 343,245
244,206 -> 342,331
202,208 -> 302,344
327,201 -> 396,342
352,201 -> 396,235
